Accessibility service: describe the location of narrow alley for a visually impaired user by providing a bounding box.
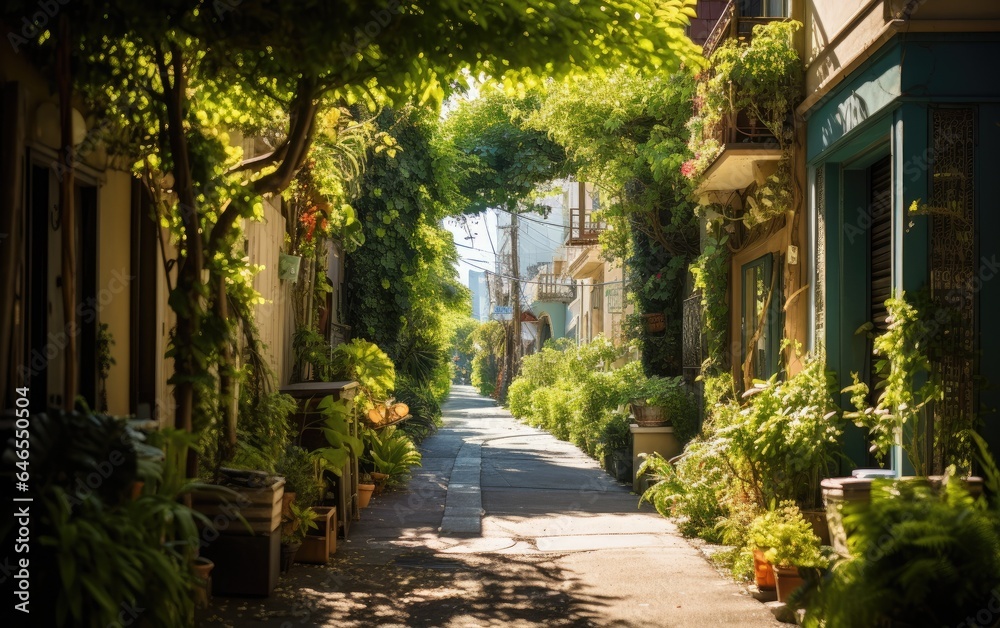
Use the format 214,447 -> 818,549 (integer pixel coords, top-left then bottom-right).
199,387 -> 779,627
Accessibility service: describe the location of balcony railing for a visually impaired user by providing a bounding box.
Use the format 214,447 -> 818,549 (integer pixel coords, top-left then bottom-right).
713,108 -> 779,145
702,0 -> 789,58
568,206 -> 605,246
533,272 -> 575,303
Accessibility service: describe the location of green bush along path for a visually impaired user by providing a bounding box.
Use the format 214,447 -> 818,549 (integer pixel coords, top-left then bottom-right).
199,386 -> 778,627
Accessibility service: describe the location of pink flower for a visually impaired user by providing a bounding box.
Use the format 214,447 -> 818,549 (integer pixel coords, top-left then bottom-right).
681,160 -> 697,179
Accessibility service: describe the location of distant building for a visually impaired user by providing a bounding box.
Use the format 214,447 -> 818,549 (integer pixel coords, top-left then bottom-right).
468,270 -> 489,322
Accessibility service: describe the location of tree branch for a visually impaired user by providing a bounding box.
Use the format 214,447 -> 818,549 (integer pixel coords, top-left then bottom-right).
209,76 -> 318,250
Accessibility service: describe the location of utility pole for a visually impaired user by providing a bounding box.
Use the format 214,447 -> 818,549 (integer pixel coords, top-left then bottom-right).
511,210 -> 521,380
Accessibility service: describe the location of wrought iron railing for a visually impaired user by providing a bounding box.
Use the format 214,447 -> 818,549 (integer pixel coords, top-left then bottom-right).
682,292 -> 703,373
702,0 -> 735,58
702,0 -> 788,59
713,109 -> 780,145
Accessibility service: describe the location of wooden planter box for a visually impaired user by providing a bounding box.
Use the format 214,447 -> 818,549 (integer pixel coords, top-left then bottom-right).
193,478 -> 285,597
192,478 -> 285,535
296,506 -> 337,564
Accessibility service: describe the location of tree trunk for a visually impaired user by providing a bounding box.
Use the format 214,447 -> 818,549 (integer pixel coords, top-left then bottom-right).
158,44 -> 202,478
57,16 -> 77,412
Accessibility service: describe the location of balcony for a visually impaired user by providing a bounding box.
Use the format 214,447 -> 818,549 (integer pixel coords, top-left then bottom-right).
696,109 -> 781,196
534,272 -> 576,303
566,181 -> 605,245
568,205 -> 605,246
565,244 -> 604,279
702,0 -> 790,59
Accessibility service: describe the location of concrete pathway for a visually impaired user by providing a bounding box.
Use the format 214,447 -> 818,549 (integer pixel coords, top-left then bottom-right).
199,386 -> 779,627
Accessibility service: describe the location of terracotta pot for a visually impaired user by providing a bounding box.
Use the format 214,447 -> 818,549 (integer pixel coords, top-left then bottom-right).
773,565 -> 804,603
752,548 -> 776,591
357,483 -> 375,509
630,401 -> 668,427
193,557 -> 214,607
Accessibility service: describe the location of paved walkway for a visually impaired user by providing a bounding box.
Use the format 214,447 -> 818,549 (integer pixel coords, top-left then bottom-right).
199,386 -> 779,627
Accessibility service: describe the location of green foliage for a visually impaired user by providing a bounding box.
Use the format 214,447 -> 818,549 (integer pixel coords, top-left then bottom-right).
28,414 -> 220,627
636,375 -> 700,444
447,316 -> 480,384
234,390 -> 297,473
471,320 -> 506,398
394,376 -> 443,444
689,223 -> 730,374
508,339 -> 653,463
281,502 -> 319,545
712,357 -> 843,509
802,475 -> 1000,627
638,446 -> 727,542
599,410 -> 634,452
343,108 -> 467,409
747,502 -> 826,569
275,445 -> 323,508
843,293 -> 943,475
441,85 -> 568,215
330,338 -> 396,406
365,426 -> 423,486
686,20 -> 803,185
312,396 -> 364,475
530,68 -> 700,377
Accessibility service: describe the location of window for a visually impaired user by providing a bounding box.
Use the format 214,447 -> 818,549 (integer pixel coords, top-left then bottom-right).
741,254 -> 781,380
740,0 -> 788,17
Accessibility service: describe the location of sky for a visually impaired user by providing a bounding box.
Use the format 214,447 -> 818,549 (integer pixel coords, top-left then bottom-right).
445,211 -> 498,290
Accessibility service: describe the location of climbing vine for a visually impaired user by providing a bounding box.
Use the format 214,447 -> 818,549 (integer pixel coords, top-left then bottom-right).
688,220 -> 730,375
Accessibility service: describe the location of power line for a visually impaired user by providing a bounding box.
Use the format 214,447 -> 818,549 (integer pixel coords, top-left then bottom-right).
463,259 -> 627,288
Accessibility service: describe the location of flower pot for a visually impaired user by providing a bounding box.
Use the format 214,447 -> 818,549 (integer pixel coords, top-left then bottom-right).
281,491 -> 296,516
801,508 -> 831,547
279,253 -> 302,282
371,472 -> 389,496
630,401 -> 668,427
752,548 -> 776,591
822,474 -> 984,556
280,541 -> 301,573
357,482 -> 375,509
192,557 -> 214,608
642,313 -> 665,334
773,565 -> 804,603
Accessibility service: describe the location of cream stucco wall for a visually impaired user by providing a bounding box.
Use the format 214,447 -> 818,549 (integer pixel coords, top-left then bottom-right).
97,169 -> 133,415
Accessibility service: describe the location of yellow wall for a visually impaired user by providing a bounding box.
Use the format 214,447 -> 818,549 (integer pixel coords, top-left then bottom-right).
97,169 -> 133,415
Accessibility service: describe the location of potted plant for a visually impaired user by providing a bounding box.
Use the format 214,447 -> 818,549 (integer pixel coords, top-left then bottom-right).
357,471 -> 376,509
280,502 -> 319,572
629,376 -> 690,427
825,294 -> 956,553
365,425 -> 422,489
803,444 -> 1000,626
600,410 -> 633,483
748,502 -> 827,603
277,444 -> 323,512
